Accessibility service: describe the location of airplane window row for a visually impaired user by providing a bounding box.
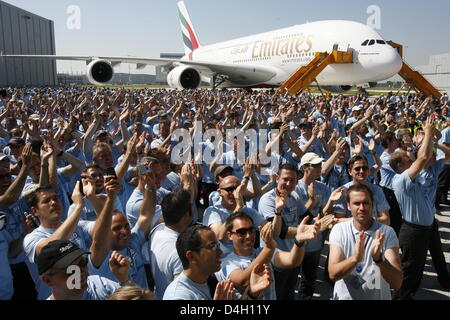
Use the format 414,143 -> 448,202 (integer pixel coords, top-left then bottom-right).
233,56 -> 272,63
361,39 -> 387,46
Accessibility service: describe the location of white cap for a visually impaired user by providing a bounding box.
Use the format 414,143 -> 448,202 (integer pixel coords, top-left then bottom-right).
300,152 -> 324,166
352,105 -> 363,112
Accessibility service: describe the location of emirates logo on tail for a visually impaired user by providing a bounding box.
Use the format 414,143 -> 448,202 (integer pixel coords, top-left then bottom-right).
178,1 -> 201,60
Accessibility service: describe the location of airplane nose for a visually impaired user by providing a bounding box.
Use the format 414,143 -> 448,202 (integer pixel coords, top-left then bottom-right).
376,47 -> 403,78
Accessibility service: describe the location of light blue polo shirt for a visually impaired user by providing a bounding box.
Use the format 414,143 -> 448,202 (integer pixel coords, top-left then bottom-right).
379,151 -> 396,189
88,224 -> 148,289
46,275 -> 119,300
163,271 -> 211,300
125,188 -> 164,229
217,247 -> 278,300
416,160 -> 445,206
23,221 -> 94,300
258,189 -> 307,252
392,170 -> 434,226
295,180 -> 331,252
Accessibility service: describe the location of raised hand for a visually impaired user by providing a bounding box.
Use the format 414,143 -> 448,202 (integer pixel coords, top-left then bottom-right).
275,188 -> 289,215
259,222 -> 277,249
71,181 -> 85,206
329,187 -> 346,202
249,263 -> 272,297
371,229 -> 385,262
295,215 -> 320,243
109,251 -> 131,284
104,175 -> 121,197
213,280 -> 235,300
20,144 -> 33,168
352,137 -> 362,155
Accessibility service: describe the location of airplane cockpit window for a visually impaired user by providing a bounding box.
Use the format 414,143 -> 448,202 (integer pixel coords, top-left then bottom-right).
368,40 -> 375,46
376,40 -> 386,45
361,40 -> 369,46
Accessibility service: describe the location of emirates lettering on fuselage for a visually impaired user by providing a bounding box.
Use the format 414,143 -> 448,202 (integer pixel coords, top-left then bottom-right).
251,34 -> 313,58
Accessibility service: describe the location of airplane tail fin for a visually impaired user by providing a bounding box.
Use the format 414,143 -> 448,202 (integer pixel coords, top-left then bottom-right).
177,1 -> 201,59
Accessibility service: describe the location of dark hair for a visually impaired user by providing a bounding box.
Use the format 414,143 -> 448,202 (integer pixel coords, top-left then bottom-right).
225,211 -> 254,233
161,188 -> 192,226
176,224 -> 210,270
346,184 -> 374,205
30,139 -> 43,155
278,163 -> 299,176
389,150 -> 407,173
347,154 -> 368,170
25,185 -> 55,208
82,164 -> 103,174
380,131 -> 396,148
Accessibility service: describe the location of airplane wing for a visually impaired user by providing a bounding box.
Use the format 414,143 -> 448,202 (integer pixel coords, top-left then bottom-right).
0,54 -> 279,85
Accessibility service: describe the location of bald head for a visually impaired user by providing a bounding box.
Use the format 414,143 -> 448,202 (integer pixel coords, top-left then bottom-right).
219,176 -> 240,189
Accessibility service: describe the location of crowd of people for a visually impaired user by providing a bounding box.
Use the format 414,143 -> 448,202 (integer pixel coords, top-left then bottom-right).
0,86 -> 449,300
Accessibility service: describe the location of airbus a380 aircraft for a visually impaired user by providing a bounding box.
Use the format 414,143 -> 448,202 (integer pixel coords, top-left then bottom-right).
2,1 -> 403,91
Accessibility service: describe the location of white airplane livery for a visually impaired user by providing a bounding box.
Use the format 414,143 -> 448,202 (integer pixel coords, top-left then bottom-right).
2,1 -> 403,91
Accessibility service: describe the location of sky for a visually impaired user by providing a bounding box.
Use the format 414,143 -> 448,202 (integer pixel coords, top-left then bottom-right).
3,0 -> 450,76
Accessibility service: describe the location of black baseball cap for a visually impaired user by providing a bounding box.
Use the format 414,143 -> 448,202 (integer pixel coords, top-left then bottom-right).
37,240 -> 90,275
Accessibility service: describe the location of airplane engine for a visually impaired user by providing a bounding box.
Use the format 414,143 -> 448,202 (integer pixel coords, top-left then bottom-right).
322,85 -> 353,93
86,60 -> 114,85
167,66 -> 201,90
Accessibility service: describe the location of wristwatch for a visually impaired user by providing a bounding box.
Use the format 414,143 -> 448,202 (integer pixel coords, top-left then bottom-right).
294,239 -> 305,248
274,210 -> 282,216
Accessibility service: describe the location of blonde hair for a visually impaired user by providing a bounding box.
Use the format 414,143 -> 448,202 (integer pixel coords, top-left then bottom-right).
108,285 -> 155,300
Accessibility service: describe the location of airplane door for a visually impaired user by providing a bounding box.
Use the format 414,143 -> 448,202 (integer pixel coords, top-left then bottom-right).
332,42 -> 350,52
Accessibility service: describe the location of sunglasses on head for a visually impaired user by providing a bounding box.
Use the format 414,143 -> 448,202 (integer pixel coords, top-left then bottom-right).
231,226 -> 256,237
353,166 -> 369,172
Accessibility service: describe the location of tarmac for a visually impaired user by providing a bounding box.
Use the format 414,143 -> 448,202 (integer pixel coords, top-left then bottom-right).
309,195 -> 450,300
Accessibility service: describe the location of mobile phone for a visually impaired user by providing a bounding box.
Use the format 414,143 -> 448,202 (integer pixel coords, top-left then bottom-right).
137,164 -> 152,174
105,167 -> 118,179
22,212 -> 39,229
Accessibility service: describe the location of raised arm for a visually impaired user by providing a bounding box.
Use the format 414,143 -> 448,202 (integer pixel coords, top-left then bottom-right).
0,144 -> 33,209
407,116 -> 435,180
136,173 -> 157,237
89,176 -> 120,268
34,181 -> 85,256
228,222 -> 277,288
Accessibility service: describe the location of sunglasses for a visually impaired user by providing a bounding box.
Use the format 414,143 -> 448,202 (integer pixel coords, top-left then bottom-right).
221,186 -> 237,193
199,241 -> 221,251
231,226 -> 256,237
306,163 -> 322,168
353,166 -> 369,172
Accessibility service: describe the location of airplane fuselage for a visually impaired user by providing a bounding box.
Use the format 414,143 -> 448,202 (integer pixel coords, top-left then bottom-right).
185,20 -> 403,87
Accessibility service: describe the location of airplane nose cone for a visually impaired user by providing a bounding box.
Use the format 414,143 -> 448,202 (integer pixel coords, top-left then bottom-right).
377,47 -> 403,78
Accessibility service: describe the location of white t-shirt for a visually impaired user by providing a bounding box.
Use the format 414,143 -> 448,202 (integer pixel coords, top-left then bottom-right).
329,219 -> 399,300
149,223 -> 183,300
